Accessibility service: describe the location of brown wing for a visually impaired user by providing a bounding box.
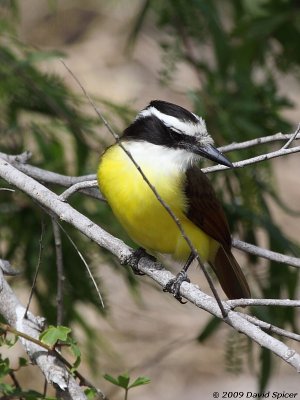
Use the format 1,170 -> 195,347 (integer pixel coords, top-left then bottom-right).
184,166 -> 231,250
184,166 -> 251,299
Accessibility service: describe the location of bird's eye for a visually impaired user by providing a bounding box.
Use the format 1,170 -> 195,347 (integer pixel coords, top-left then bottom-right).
169,129 -> 175,139
169,127 -> 181,136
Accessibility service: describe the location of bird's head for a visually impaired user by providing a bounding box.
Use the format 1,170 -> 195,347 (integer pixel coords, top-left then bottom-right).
122,100 -> 233,168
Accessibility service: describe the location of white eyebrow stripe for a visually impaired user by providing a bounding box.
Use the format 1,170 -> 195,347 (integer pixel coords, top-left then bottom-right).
136,106 -> 207,137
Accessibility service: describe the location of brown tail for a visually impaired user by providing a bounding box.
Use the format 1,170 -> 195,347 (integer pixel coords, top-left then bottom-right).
210,246 -> 251,299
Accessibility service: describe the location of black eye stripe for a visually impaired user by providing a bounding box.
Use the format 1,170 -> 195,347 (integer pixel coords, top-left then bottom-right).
168,128 -> 196,144
122,115 -> 198,149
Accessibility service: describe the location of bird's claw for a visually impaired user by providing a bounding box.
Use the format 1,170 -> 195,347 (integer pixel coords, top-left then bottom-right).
121,247 -> 156,275
163,270 -> 190,304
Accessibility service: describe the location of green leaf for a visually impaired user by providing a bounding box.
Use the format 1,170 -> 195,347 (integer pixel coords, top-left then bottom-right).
128,376 -> 151,389
0,357 -> 10,377
0,383 -> 14,395
103,373 -> 120,386
84,387 -> 98,400
117,373 -> 130,389
69,340 -> 81,370
39,325 -> 71,347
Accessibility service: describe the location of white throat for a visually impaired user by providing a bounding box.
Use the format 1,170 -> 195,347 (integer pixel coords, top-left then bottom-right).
122,141 -> 198,173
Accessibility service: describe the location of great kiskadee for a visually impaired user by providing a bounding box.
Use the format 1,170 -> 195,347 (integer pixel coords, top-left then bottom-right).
97,100 -> 250,300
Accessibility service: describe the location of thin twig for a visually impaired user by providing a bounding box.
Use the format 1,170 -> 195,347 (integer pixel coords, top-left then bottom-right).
0,151 -> 32,164
0,151 -> 102,200
9,371 -> 22,390
0,322 -> 105,397
52,218 -> 65,325
236,312 -> 300,342
9,370 -> 26,400
281,123 -> 300,150
24,218 -> 45,318
1,322 -> 54,351
219,130 -> 300,153
62,60 -> 227,316
227,298 -> 300,309
204,145 -> 300,174
0,187 -> 15,192
57,222 -> 105,309
2,127 -> 300,194
232,239 -> 300,268
59,180 -> 98,202
0,268 -> 89,399
60,59 -> 120,141
43,379 -> 48,399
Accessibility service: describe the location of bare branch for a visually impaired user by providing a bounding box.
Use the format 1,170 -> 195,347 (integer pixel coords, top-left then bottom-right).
59,180 -> 98,201
60,60 -> 120,142
1,157 -> 300,371
57,222 -> 105,309
232,239 -> 300,268
219,130 -> 300,153
0,150 -> 32,164
25,219 -> 45,318
140,264 -> 300,371
2,124 -> 300,202
281,123 -> 300,150
236,312 -> 300,342
204,145 -> 300,174
0,268 -> 88,399
0,151 -> 102,200
52,218 -> 65,325
0,157 -> 130,260
228,298 -> 300,309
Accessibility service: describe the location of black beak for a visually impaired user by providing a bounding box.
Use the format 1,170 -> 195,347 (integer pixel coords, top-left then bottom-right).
183,142 -> 233,168
196,144 -> 233,168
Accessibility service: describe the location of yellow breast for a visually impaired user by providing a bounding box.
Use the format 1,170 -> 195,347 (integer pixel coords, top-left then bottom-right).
97,143 -> 217,261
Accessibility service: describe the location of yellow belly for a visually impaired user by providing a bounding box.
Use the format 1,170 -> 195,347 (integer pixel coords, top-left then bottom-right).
97,145 -> 218,262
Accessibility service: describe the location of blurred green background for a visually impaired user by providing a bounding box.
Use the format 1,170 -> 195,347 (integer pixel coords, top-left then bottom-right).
1,0 -> 300,397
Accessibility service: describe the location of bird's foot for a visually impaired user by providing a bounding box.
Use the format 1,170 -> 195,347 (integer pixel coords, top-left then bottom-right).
121,247 -> 156,275
163,270 -> 190,304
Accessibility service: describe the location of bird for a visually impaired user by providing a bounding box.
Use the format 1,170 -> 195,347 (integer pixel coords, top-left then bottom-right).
97,100 -> 250,300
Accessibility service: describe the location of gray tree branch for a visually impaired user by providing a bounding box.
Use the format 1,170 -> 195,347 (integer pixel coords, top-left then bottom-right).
228,298 -> 300,309
1,157 -> 300,372
0,151 -> 101,200
219,130 -> 300,153
2,125 -> 300,197
232,239 -> 300,268
204,144 -> 300,174
236,312 -> 300,342
0,267 -> 87,400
